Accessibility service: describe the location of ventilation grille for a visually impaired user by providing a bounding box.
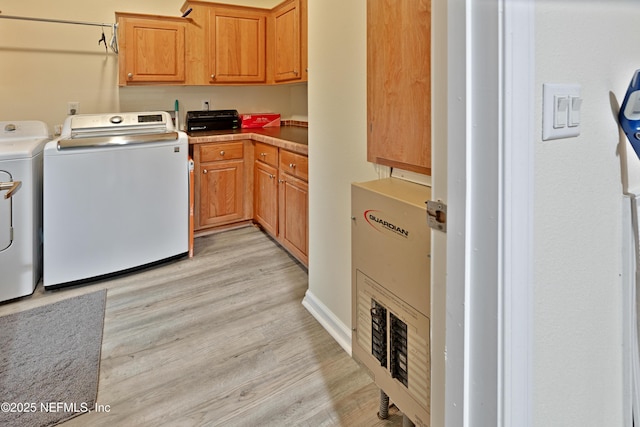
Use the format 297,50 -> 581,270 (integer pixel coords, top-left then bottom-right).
355,271 -> 431,410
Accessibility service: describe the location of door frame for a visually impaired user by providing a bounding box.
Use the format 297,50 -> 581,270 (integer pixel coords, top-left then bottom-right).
434,0 -> 535,426
499,1 -> 535,426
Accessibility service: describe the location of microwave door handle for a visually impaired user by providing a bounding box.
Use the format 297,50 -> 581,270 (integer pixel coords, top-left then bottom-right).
0,181 -> 22,199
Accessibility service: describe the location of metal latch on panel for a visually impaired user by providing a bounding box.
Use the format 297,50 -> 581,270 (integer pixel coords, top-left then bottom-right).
426,200 -> 447,232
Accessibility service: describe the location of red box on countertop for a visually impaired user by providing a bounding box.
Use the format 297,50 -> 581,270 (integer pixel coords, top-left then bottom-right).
240,113 -> 281,128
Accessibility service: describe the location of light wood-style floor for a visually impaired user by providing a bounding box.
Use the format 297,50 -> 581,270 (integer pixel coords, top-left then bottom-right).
0,226 -> 404,426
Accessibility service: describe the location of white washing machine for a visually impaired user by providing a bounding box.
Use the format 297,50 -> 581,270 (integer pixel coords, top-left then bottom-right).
0,121 -> 49,302
43,112 -> 188,288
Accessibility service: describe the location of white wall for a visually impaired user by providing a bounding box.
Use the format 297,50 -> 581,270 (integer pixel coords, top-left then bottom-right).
0,0 -> 306,132
119,84 -> 308,125
533,1 -> 638,424
305,0 -> 640,424
306,0 -> 379,342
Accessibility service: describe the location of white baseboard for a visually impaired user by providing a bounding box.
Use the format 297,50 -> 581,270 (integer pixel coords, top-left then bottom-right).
302,289 -> 352,356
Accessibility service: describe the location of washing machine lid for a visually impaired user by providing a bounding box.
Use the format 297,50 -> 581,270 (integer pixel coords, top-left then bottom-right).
0,121 -> 49,161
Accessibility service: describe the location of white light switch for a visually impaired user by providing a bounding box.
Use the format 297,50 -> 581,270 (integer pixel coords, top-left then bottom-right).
569,96 -> 582,127
554,95 -> 569,128
543,83 -> 582,141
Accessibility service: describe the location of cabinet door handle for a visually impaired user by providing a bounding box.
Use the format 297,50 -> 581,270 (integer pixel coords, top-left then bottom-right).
269,174 -> 274,179
203,169 -> 208,174
289,163 -> 296,168
127,72 -> 133,79
278,179 -> 285,184
220,150 -> 225,156
210,74 -> 216,80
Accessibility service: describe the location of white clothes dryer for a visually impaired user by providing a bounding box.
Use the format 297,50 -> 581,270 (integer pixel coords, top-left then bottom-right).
0,121 -> 49,302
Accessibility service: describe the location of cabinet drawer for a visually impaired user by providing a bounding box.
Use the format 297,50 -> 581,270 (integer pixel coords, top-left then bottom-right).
199,142 -> 244,162
255,142 -> 278,167
279,150 -> 308,181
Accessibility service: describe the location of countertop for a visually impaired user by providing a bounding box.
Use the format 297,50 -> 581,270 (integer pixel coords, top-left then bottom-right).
187,126 -> 308,155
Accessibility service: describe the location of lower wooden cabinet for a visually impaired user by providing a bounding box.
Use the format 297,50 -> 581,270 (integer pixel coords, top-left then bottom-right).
193,139 -> 308,265
253,144 -> 308,266
254,160 -> 279,236
278,172 -> 308,265
198,159 -> 244,227
194,141 -> 249,230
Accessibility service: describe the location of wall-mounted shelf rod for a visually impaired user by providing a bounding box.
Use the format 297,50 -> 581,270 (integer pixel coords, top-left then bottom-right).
0,11 -> 119,53
0,12 -> 114,28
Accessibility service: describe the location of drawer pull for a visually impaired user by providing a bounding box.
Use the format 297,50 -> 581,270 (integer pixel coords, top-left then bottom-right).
203,169 -> 208,174
260,152 -> 267,157
220,150 -> 225,156
289,163 -> 296,168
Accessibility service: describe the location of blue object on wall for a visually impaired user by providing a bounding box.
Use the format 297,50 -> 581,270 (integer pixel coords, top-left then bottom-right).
619,69 -> 640,160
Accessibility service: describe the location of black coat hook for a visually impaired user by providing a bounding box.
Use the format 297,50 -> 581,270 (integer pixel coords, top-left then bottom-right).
98,28 -> 107,52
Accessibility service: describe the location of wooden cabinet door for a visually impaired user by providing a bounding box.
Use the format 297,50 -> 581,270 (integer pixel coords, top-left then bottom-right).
198,159 -> 244,228
118,15 -> 186,84
278,173 -> 308,264
367,0 -> 431,175
209,7 -> 267,83
272,0 -> 301,82
254,160 -> 279,236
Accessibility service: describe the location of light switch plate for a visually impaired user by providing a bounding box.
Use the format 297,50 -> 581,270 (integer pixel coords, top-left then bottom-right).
543,83 -> 581,141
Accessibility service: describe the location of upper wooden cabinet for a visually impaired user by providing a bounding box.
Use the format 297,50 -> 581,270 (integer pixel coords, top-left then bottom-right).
116,13 -> 186,85
367,0 -> 431,175
118,1 -> 307,86
270,0 -> 307,83
208,6 -> 267,84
